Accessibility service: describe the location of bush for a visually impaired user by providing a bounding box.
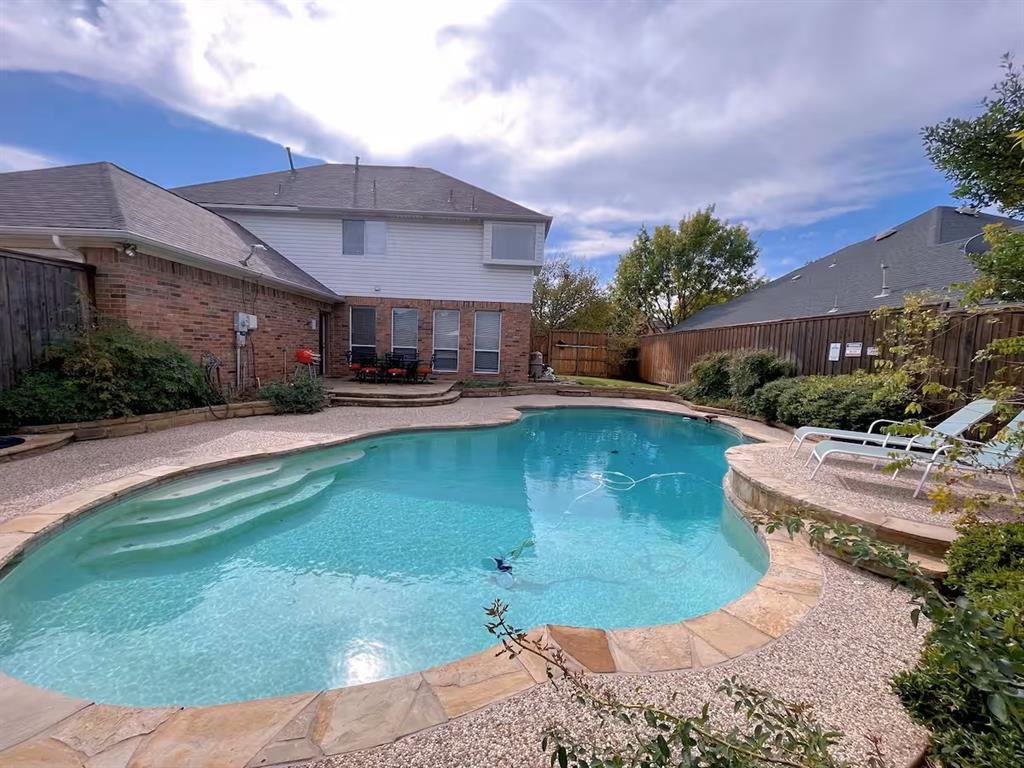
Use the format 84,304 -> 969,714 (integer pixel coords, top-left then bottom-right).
0,325 -> 220,428
892,520 -> 1024,768
743,377 -> 802,422
259,373 -> 325,414
945,521 -> 1024,597
770,372 -> 910,431
729,349 -> 795,400
676,352 -> 733,402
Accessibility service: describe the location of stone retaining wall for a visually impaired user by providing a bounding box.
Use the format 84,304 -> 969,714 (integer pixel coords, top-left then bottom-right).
18,401 -> 276,441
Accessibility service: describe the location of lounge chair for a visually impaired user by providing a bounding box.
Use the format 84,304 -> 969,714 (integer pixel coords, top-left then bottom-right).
807,410 -> 1024,498
788,398 -> 997,454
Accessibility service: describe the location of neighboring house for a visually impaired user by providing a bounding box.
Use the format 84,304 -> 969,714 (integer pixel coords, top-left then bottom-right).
173,162 -> 550,381
640,205 -> 1024,386
674,206 -> 1021,331
0,161 -> 550,388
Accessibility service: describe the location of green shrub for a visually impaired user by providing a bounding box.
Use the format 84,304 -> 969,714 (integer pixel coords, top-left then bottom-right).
729,349 -> 795,400
0,325 -> 220,428
676,352 -> 733,402
945,521 -> 1024,597
743,377 -> 802,422
893,520 -> 1024,767
259,373 -> 325,414
771,372 -> 910,431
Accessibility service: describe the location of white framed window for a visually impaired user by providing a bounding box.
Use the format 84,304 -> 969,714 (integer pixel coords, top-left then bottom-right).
432,309 -> 460,372
473,310 -> 501,374
342,220 -> 387,255
489,222 -> 536,263
349,306 -> 376,361
391,308 -> 419,358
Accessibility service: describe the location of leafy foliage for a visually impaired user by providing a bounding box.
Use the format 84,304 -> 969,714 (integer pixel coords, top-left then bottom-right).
871,295 -> 952,413
675,351 -> 733,403
533,256 -> 612,335
0,324 -> 220,428
961,224 -> 1024,306
610,208 -> 762,333
729,349 -> 795,401
764,372 -> 910,431
743,377 -> 802,423
921,54 -> 1024,217
758,512 -> 1024,768
258,372 -> 325,414
945,521 -> 1024,597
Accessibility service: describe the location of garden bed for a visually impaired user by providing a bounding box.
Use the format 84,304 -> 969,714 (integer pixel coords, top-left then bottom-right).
18,401 -> 276,441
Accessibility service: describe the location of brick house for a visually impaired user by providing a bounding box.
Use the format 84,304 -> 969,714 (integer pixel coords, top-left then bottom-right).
0,161 -> 550,387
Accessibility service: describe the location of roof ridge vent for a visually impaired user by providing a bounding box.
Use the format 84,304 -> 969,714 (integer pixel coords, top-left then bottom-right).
874,228 -> 898,241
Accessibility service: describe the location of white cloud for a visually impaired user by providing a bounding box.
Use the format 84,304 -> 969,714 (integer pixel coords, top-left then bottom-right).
547,226 -> 637,261
0,0 -> 1020,262
0,144 -> 60,172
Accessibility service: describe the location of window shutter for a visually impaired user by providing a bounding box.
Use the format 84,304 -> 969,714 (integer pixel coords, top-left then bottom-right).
365,221 -> 387,254
392,308 -> 419,351
342,220 -> 364,255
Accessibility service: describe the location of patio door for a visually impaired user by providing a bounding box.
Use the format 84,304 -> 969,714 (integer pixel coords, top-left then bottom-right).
392,308 -> 419,359
350,306 -> 376,363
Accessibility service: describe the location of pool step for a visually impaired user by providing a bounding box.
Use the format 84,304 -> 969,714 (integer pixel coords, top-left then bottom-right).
79,476 -> 335,564
104,451 -> 363,535
139,462 -> 285,509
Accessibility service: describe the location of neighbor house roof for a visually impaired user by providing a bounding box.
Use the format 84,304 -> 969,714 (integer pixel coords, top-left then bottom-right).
0,162 -> 338,300
172,163 -> 552,226
673,206 -> 1023,331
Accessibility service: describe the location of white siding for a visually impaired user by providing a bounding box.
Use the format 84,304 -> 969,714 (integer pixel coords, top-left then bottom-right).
226,212 -> 538,303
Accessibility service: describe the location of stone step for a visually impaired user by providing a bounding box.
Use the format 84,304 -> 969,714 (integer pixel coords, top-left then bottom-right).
324,386 -> 453,400
328,391 -> 462,408
556,389 -> 591,397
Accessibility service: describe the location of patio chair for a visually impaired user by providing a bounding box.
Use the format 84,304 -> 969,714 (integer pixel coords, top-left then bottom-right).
788,398 -> 997,454
347,350 -> 379,382
807,410 -> 1024,498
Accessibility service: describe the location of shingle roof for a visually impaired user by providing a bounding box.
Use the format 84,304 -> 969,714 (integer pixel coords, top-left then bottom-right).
0,162 -> 337,299
172,163 -> 551,224
673,206 -> 1023,331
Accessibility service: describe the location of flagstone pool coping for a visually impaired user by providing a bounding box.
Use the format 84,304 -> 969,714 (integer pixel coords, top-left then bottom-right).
0,403 -> 824,768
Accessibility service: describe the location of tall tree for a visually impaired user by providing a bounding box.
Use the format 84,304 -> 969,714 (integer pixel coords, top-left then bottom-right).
532,256 -> 611,334
922,54 -> 1024,217
610,207 -> 761,332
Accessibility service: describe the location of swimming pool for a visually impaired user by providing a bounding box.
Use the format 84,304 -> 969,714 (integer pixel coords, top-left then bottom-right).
0,407 -> 767,707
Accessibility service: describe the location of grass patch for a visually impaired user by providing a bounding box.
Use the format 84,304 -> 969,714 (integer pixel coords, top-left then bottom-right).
563,376 -> 666,390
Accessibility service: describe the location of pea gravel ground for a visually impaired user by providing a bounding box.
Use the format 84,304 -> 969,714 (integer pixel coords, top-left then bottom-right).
0,397 -> 931,766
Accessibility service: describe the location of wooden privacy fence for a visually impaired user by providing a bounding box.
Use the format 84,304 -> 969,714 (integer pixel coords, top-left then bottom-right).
533,330 -> 611,377
0,250 -> 93,389
638,308 -> 1024,393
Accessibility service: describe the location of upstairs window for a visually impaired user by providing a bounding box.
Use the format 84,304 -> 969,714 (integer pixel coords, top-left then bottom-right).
343,220 -> 387,255
490,223 -> 536,262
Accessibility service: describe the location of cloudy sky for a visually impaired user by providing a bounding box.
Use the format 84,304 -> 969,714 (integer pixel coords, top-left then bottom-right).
1,0 -> 1020,280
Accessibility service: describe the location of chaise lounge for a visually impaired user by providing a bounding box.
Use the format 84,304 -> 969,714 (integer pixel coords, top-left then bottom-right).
788,398 -> 997,454
807,410 -> 1024,498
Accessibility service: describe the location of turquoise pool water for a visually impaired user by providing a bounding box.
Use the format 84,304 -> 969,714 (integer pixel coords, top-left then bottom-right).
0,408 -> 766,706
